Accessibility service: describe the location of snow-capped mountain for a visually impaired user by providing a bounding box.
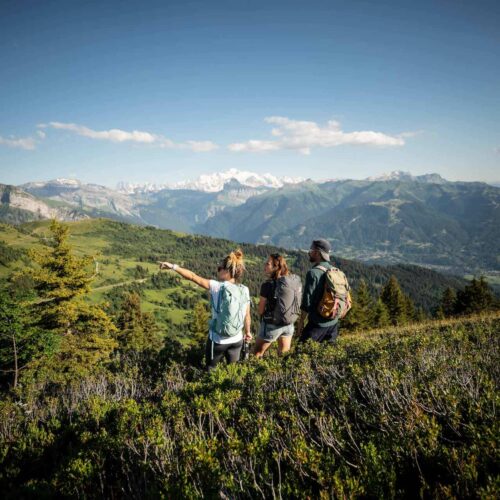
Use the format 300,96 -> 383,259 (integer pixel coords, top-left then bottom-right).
366,171 -> 448,184
116,182 -> 169,194
22,178 -> 83,190
117,168 -> 304,194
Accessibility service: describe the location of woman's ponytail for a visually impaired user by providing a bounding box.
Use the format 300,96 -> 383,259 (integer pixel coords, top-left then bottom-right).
221,248 -> 245,280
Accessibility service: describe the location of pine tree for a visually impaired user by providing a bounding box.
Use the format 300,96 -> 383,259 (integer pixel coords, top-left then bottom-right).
414,307 -> 427,323
185,300 -> 210,367
380,276 -> 408,326
20,220 -> 117,382
440,287 -> 457,317
456,277 -> 497,315
0,288 -> 48,390
373,298 -> 390,328
116,292 -> 162,359
435,306 -> 445,320
403,294 -> 416,323
343,280 -> 374,332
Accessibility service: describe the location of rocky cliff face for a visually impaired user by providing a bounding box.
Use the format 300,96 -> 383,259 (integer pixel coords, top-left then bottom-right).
21,179 -> 139,219
0,184 -> 89,223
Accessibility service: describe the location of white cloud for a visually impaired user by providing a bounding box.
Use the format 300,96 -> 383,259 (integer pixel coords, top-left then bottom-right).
39,122 -> 158,143
0,135 -> 37,150
183,140 -> 219,152
39,121 -> 218,152
228,140 -> 280,153
228,116 -> 409,154
36,130 -> 46,139
494,146 -> 500,155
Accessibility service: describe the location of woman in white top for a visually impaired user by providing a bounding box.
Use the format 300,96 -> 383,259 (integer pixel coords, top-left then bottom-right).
159,249 -> 252,370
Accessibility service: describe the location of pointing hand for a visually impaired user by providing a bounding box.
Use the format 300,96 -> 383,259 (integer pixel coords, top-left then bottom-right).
158,261 -> 174,270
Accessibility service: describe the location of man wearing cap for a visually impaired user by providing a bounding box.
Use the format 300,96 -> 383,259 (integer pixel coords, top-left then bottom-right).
297,239 -> 340,343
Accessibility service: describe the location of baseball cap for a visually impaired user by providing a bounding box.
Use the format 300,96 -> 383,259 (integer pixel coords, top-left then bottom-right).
311,239 -> 331,261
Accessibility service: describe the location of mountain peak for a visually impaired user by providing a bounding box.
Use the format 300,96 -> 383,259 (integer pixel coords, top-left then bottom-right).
173,168 -> 304,192
367,171 -> 448,184
117,169 -> 304,194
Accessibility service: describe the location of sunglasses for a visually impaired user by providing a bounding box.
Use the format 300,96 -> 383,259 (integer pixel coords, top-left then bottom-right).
217,266 -> 224,272
270,253 -> 281,259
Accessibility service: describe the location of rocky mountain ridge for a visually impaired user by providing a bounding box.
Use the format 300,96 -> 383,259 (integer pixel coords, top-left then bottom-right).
2,170 -> 499,274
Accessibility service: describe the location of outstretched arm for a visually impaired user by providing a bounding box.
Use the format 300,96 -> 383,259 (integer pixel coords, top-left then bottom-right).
158,261 -> 210,290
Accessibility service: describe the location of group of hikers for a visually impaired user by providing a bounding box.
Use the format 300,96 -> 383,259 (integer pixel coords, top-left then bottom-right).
159,239 -> 351,371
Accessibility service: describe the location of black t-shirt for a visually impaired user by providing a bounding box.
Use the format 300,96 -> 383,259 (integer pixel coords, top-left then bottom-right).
260,279 -> 276,322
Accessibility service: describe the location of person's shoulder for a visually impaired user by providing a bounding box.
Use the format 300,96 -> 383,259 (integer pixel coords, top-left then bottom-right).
209,279 -> 221,292
239,283 -> 251,299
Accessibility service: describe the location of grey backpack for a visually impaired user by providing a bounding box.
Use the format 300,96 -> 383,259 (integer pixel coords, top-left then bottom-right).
271,274 -> 303,326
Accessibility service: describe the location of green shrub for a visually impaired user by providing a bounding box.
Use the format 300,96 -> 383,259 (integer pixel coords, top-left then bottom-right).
0,315 -> 498,498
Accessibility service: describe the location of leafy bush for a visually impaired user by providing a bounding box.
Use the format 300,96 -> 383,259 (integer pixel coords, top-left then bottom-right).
1,315 -> 498,498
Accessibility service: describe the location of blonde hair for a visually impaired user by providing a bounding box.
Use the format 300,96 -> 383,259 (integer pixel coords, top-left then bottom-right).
220,248 -> 245,280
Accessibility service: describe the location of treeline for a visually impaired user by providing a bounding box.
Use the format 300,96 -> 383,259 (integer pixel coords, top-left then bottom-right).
89,219 -> 466,312
436,277 -> 498,318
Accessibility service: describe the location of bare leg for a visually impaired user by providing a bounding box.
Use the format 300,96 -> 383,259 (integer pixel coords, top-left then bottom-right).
253,337 -> 273,358
277,335 -> 292,355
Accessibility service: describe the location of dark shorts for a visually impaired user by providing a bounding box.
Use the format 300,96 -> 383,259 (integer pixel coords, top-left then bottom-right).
300,322 -> 339,343
205,338 -> 243,371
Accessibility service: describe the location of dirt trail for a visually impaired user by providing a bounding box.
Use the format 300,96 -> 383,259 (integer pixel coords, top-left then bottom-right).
91,278 -> 148,292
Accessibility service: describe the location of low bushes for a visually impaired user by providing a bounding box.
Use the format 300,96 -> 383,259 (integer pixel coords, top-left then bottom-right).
1,315 -> 499,498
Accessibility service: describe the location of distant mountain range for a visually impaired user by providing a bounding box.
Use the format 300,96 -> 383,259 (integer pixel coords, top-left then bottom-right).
116,168 -> 305,193
1,169 -> 499,274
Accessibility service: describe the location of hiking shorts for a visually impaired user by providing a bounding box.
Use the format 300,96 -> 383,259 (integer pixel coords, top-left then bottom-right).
300,322 -> 339,343
205,338 -> 243,371
258,322 -> 294,343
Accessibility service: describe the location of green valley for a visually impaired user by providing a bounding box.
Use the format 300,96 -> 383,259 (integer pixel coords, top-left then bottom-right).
1,218 -> 468,332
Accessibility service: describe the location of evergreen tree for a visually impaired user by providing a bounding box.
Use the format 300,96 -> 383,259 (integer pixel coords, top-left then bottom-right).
434,306 -> 445,320
116,292 -> 162,361
414,307 -> 427,323
185,300 -> 210,367
0,288 -> 47,390
456,277 -> 497,315
404,294 -> 416,323
343,280 -> 374,332
373,298 -> 390,328
380,276 -> 407,326
440,287 -> 457,317
20,220 -> 117,383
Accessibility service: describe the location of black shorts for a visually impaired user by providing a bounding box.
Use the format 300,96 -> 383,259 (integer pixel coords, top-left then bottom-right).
205,338 -> 243,371
300,322 -> 339,343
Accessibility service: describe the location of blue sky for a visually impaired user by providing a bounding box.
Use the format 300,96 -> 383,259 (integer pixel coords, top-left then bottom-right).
0,0 -> 499,186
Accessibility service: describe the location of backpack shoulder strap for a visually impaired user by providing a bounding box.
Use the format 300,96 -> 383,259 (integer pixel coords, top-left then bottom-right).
216,281 -> 226,313
315,265 -> 329,273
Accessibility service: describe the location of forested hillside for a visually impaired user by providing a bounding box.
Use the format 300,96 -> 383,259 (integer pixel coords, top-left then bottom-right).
199,179 -> 500,274
3,175 -> 499,275
0,218 -> 467,321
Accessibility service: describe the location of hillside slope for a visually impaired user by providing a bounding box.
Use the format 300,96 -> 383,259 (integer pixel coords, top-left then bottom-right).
1,314 -> 498,498
199,179 -> 500,274
0,219 -> 467,318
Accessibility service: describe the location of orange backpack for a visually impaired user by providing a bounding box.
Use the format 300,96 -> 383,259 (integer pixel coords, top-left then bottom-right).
316,266 -> 352,320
